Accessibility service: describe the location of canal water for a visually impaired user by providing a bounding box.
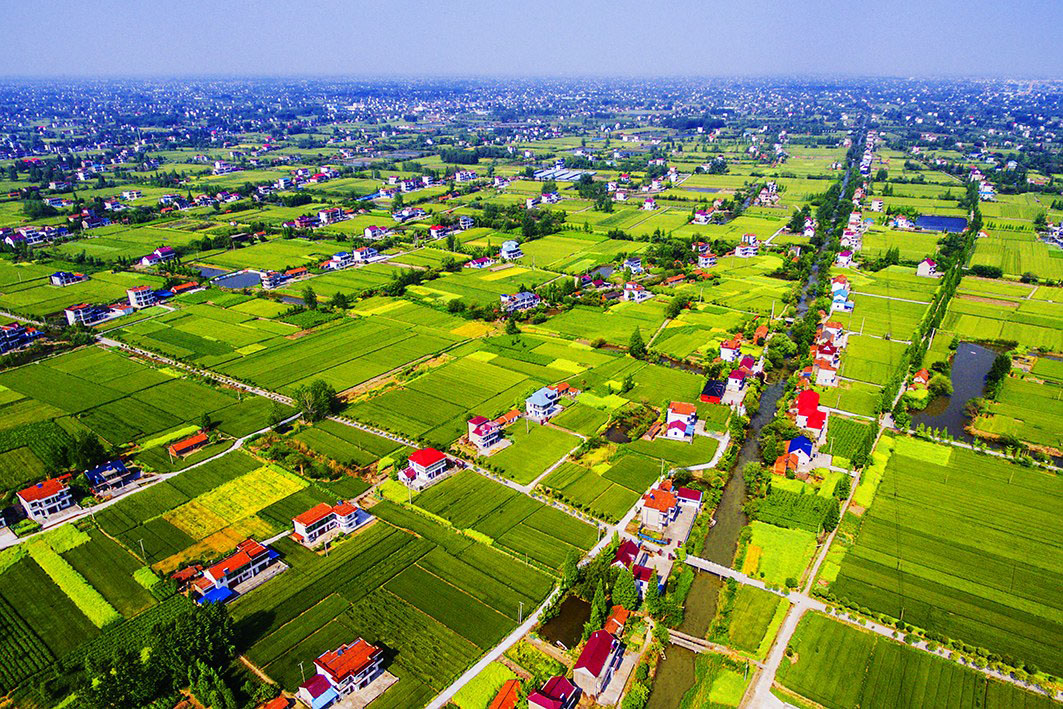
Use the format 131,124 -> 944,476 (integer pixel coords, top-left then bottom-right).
911,342 -> 996,441
915,215 -> 967,233
647,137 -> 856,709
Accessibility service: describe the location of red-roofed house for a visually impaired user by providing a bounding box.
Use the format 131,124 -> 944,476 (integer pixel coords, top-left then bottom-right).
573,630 -> 623,698
603,605 -> 630,637
306,639 -> 384,699
528,676 -> 581,709
168,431 -> 208,458
753,324 -> 769,345
402,447 -> 450,488
792,390 -> 828,439
468,416 -> 502,453
664,401 -> 697,441
193,539 -> 279,602
916,258 -> 938,278
612,539 -> 640,569
292,501 -> 372,548
640,484 -> 680,531
489,679 -> 522,709
910,368 -> 931,389
17,474 -> 75,521
720,334 -> 742,362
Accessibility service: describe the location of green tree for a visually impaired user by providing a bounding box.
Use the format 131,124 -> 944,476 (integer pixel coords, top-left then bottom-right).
505,318 -> 520,335
562,550 -> 579,587
822,498 -> 840,533
328,291 -> 350,310
302,285 -> 318,310
928,373 -> 953,397
293,379 -> 338,422
628,328 -> 647,359
199,412 -> 213,432
613,566 -> 638,610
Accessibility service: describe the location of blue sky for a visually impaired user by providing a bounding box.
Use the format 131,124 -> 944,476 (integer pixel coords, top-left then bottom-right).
0,0 -> 1059,78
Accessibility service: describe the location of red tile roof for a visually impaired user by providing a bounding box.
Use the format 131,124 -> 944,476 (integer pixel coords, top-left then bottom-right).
409,447 -> 446,467
168,431 -> 208,457
575,630 -> 617,677
795,390 -> 821,417
17,475 -> 72,502
488,679 -> 521,709
294,502 -> 333,527
642,486 -> 678,512
668,401 -> 696,416
207,538 -> 267,580
316,639 -> 381,682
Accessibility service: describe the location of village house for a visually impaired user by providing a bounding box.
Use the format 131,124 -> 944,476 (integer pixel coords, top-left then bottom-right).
127,285 -> 157,309
261,271 -> 287,290
528,676 -> 581,709
642,197 -> 657,211
572,630 -> 624,699
916,258 -> 938,278
613,190 -> 627,202
735,233 -> 759,258
0,322 -> 39,354
700,379 -> 726,404
697,252 -> 717,269
499,291 -> 541,313
910,368 -> 931,390
663,401 -> 697,441
139,246 -> 176,267
64,303 -> 107,326
693,209 -> 713,225
622,256 -> 643,273
499,240 -> 524,260
17,475 -> 75,522
324,252 -> 356,271
353,246 -> 378,263
84,460 -> 138,497
297,639 -> 386,709
168,430 -> 209,458
363,225 -> 388,240
50,271 -> 87,287
401,447 -> 451,488
640,483 -> 680,531
465,256 -> 496,269
189,538 -> 281,604
719,334 -> 742,362
773,436 -> 814,478
525,386 -> 561,421
623,282 -> 652,303
726,368 -> 748,393
467,416 -> 502,453
292,502 -> 372,548
792,389 -> 828,440
458,215 -> 475,230
525,196 -> 541,209
836,250 -> 853,268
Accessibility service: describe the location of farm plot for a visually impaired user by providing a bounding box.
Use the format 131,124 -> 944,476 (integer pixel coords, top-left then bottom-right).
824,416 -> 874,461
975,375 -> 1063,450
818,379 -> 882,418
861,227 -> 943,263
839,335 -> 909,386
532,301 -> 669,346
486,422 -> 581,485
293,418 -> 408,468
235,501 -> 558,696
540,462 -> 641,522
836,294 -> 928,339
969,230 -> 1063,281
941,294 -> 1063,352
406,265 -> 555,307
410,471 -> 596,568
778,613 -> 1056,709
741,521 -> 818,587
726,586 -> 788,659
0,269 -> 168,319
827,441 -> 1063,675
844,266 -> 938,302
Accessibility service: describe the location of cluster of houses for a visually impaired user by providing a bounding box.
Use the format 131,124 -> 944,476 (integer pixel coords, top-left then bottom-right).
319,247 -> 380,272
969,168 -> 996,201
830,274 -> 854,313
0,320 -> 41,354
15,459 -> 140,524
387,174 -> 439,193
735,233 -> 759,258
798,318 -> 848,389
1,224 -> 69,248
181,537 -> 284,604
525,192 -> 561,209
858,131 -> 878,176
64,280 -> 198,326
391,206 -> 427,223
703,328 -> 768,409
261,266 -> 310,290
773,389 -> 831,479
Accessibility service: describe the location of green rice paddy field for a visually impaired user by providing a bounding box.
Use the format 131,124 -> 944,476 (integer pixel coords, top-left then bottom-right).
779,613 -> 1055,709
827,438 -> 1063,674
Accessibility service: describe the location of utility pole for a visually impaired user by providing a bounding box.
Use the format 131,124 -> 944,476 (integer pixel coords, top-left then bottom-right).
299,661 -> 305,684
519,601 -> 524,624
138,538 -> 146,561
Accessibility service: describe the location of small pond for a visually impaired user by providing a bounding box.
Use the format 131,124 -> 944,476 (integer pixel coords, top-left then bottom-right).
538,596 -> 590,650
911,342 -> 996,440
196,266 -> 227,278
916,215 -> 967,233
214,270 -> 261,289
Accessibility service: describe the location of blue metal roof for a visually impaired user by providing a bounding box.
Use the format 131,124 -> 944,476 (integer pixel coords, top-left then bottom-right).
789,436 -> 814,457
198,587 -> 235,604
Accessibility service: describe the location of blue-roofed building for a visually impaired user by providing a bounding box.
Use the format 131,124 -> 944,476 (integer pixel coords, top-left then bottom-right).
197,586 -> 236,604
499,240 -> 524,260
50,271 -> 87,287
787,436 -> 814,462
526,387 -> 561,421
84,460 -> 139,497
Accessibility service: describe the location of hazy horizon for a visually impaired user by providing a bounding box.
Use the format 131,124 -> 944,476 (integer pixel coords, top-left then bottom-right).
1,0 -> 1060,80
